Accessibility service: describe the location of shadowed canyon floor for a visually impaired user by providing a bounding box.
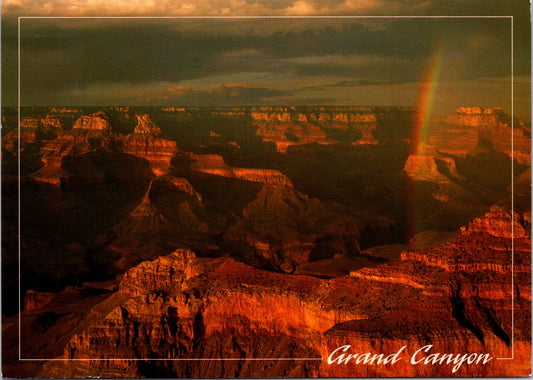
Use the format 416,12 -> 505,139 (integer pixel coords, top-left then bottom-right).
1,106 -> 531,377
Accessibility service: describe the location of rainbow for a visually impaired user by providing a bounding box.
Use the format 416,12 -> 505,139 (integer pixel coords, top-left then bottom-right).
406,44 -> 445,239
410,44 -> 444,155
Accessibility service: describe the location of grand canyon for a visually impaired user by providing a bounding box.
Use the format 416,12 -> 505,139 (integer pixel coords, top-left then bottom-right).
1,105 -> 531,377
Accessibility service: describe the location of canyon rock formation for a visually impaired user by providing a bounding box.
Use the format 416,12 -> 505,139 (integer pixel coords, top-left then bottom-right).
404,107 -> 530,185
122,114 -> 178,176
1,105 -> 530,378
3,210 -> 527,378
251,106 -> 380,152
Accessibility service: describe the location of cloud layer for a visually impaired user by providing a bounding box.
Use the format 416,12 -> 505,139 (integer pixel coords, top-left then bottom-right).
1,0 -> 530,119
1,0 -> 429,17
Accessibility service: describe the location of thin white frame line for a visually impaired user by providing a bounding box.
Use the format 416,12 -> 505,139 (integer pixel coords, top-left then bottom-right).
20,358 -> 323,361
511,14 -> 514,360
18,15 -> 513,19
510,13 -> 515,360
17,15 -> 517,362
17,15 -> 22,362
496,15 -> 515,361
511,14 -> 515,360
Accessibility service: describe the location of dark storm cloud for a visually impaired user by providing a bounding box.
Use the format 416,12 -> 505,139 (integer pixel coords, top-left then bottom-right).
423,0 -> 530,77
1,0 -> 528,118
5,17 -> 513,105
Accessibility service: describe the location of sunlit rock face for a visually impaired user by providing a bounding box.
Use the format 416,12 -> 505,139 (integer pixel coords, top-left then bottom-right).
189,153 -> 294,186
21,112 -> 114,185
11,111 -> 178,183
72,111 -> 111,131
403,144 -> 458,184
433,107 -> 530,164
250,106 -> 380,152
131,113 -> 162,135
121,114 -> 178,176
403,107 -> 531,216
29,210 -> 530,378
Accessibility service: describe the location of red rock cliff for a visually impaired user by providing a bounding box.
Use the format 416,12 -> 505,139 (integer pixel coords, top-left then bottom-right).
190,153 -> 294,186
41,210 -> 530,378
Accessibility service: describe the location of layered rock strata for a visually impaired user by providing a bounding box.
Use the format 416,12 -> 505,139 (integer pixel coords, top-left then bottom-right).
30,210 -> 530,378
28,111 -> 116,184
121,114 -> 178,176
10,111 -> 178,184
404,107 -> 531,184
250,106 -> 379,152
189,154 -> 293,186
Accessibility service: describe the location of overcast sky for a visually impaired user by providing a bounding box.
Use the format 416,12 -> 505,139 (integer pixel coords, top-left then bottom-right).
1,0 -> 530,120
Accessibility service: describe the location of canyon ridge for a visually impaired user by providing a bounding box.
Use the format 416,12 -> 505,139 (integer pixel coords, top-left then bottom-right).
1,105 -> 530,378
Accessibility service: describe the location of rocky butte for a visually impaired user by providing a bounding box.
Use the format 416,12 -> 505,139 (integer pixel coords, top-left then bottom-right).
121,113 -> 178,176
